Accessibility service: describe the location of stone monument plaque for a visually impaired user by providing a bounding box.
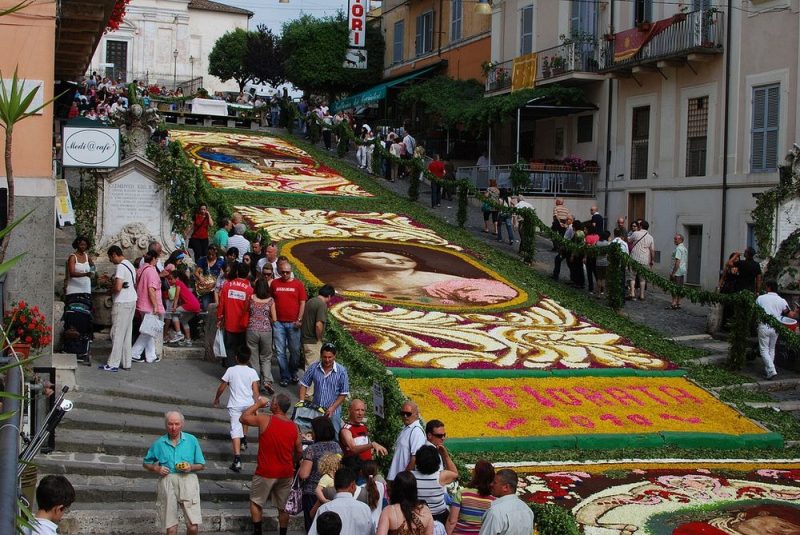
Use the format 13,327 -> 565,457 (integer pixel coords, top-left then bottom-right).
776,197 -> 800,253
96,155 -> 175,256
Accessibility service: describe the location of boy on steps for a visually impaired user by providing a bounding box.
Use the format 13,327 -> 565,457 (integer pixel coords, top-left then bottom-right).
24,475 -> 75,535
213,346 -> 260,472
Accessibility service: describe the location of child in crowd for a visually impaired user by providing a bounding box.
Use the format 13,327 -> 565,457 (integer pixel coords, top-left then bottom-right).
166,270 -> 201,346
594,230 -> 611,296
213,347 -> 260,473
315,453 -> 342,506
24,475 -> 75,535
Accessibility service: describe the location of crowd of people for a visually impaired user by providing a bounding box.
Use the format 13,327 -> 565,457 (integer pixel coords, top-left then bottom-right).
134,399 -> 533,535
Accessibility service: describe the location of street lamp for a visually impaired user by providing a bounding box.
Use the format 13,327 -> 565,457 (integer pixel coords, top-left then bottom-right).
172,48 -> 178,91
475,0 -> 492,15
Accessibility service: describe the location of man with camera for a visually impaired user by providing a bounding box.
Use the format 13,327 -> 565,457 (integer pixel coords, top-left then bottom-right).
102,246 -> 137,372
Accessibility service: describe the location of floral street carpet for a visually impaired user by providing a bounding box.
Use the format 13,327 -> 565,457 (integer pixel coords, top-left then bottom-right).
512,461 -> 800,534
397,376 -> 772,443
170,130 -> 372,197
241,206 -> 670,371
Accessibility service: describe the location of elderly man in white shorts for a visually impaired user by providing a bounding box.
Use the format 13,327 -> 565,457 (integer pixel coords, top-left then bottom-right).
143,411 -> 206,535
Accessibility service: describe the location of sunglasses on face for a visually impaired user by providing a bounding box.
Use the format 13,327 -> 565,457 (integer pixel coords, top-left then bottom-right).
279,270 -> 291,275
431,432 -> 446,439
400,411 -> 413,417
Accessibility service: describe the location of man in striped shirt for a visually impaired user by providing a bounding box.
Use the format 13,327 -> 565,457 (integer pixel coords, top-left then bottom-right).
299,343 -> 350,435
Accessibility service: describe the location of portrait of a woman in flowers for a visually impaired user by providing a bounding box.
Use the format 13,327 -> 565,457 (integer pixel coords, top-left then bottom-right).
294,240 -> 519,307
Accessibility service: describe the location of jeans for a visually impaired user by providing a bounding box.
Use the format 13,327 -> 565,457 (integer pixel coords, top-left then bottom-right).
497,216 -> 514,242
273,321 -> 300,382
431,181 -> 441,207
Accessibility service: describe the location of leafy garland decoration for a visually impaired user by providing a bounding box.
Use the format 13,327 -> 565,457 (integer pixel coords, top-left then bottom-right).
316,116 -> 800,366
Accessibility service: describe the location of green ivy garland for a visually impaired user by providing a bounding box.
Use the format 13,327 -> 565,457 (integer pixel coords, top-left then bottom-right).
71,169 -> 99,249
752,159 -> 799,258
318,115 -> 800,367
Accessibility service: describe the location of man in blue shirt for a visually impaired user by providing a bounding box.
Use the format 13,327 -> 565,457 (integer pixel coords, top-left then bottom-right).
143,411 -> 206,535
299,343 -> 349,434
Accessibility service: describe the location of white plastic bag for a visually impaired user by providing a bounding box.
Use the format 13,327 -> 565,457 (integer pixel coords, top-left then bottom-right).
213,330 -> 226,359
139,313 -> 163,338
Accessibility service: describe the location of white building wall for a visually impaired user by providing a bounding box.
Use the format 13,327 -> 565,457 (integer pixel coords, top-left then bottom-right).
88,0 -> 249,93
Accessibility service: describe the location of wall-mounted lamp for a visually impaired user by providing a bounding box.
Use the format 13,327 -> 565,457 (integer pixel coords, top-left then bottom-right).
475,0 -> 492,15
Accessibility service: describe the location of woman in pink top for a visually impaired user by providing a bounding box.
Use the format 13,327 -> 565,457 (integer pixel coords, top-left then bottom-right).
166,270 -> 201,346
131,252 -> 165,363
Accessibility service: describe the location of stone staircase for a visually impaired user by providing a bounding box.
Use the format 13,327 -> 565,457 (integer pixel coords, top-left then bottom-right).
36,335 -> 303,534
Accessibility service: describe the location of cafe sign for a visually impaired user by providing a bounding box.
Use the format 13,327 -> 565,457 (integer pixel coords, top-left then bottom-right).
62,126 -> 120,168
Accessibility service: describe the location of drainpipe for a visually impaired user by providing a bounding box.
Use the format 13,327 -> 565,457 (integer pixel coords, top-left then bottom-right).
720,0 -> 731,271
602,0 -> 615,219
0,359 -> 22,533
438,0 -> 444,57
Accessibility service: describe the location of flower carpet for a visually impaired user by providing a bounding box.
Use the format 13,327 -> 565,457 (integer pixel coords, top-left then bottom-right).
397,377 -> 779,451
170,130 -> 372,197
241,206 -> 672,371
511,460 -> 800,534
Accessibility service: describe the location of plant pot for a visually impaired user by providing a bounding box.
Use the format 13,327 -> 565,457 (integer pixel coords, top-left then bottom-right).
9,342 -> 31,358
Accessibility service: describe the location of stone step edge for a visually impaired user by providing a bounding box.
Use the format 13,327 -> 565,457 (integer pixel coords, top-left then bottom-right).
77,384 -> 225,409
70,395 -> 231,424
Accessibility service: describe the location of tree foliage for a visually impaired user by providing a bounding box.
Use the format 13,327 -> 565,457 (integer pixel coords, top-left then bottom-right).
399,76 -> 591,129
246,24 -> 285,88
281,13 -> 384,100
208,28 -> 252,92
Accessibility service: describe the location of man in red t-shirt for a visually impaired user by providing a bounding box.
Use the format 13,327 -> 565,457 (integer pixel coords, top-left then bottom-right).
427,153 -> 445,208
217,262 -> 253,368
240,394 -> 302,535
340,398 -> 387,467
270,260 -> 307,387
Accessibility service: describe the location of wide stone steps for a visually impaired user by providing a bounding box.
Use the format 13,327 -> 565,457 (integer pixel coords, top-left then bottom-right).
60,502 -> 305,534
51,427 -> 258,463
69,391 -> 231,424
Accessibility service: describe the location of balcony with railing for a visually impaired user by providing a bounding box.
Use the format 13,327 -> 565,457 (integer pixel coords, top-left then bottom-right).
537,40 -> 604,84
484,60 -> 513,94
456,163 -> 598,197
600,9 -> 724,73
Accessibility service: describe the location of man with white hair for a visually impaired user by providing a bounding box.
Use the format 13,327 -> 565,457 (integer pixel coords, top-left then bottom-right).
143,411 -> 206,535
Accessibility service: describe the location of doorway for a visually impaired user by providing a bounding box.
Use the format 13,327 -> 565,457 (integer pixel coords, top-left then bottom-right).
628,192 -> 646,224
686,225 -> 702,285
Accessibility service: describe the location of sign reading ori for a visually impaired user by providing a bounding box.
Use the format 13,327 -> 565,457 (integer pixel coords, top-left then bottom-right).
62,126 -> 120,168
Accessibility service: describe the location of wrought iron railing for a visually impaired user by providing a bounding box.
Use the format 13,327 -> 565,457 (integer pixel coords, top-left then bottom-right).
600,9 -> 724,70
484,60 -> 513,93
539,41 -> 600,81
456,165 -> 598,197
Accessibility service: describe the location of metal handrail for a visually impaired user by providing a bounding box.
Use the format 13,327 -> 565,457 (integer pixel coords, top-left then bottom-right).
456,165 -> 597,197
600,9 -> 724,70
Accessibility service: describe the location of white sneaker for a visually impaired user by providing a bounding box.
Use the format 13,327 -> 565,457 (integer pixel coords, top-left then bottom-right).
168,333 -> 184,344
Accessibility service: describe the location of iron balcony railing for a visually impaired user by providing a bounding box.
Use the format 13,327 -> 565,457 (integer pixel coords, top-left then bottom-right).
600,9 -> 724,71
456,165 -> 598,197
538,40 -> 600,81
484,59 -> 514,93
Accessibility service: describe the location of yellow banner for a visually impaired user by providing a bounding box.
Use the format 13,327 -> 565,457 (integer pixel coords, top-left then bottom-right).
397,376 -> 766,438
512,52 -> 538,92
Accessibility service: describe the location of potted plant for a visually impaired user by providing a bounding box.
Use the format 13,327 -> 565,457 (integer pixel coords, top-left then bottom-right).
3,300 -> 52,357
542,57 -> 552,78
551,56 -> 566,75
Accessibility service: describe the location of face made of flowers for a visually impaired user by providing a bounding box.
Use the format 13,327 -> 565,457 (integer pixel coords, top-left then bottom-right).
349,251 -> 417,271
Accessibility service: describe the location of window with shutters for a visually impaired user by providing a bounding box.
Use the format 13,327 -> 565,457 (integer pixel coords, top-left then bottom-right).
451,0 -> 462,42
751,84 -> 780,172
630,106 -> 650,180
520,5 -> 534,55
634,0 -> 652,24
415,11 -> 434,57
686,96 -> 708,177
393,21 -> 404,64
